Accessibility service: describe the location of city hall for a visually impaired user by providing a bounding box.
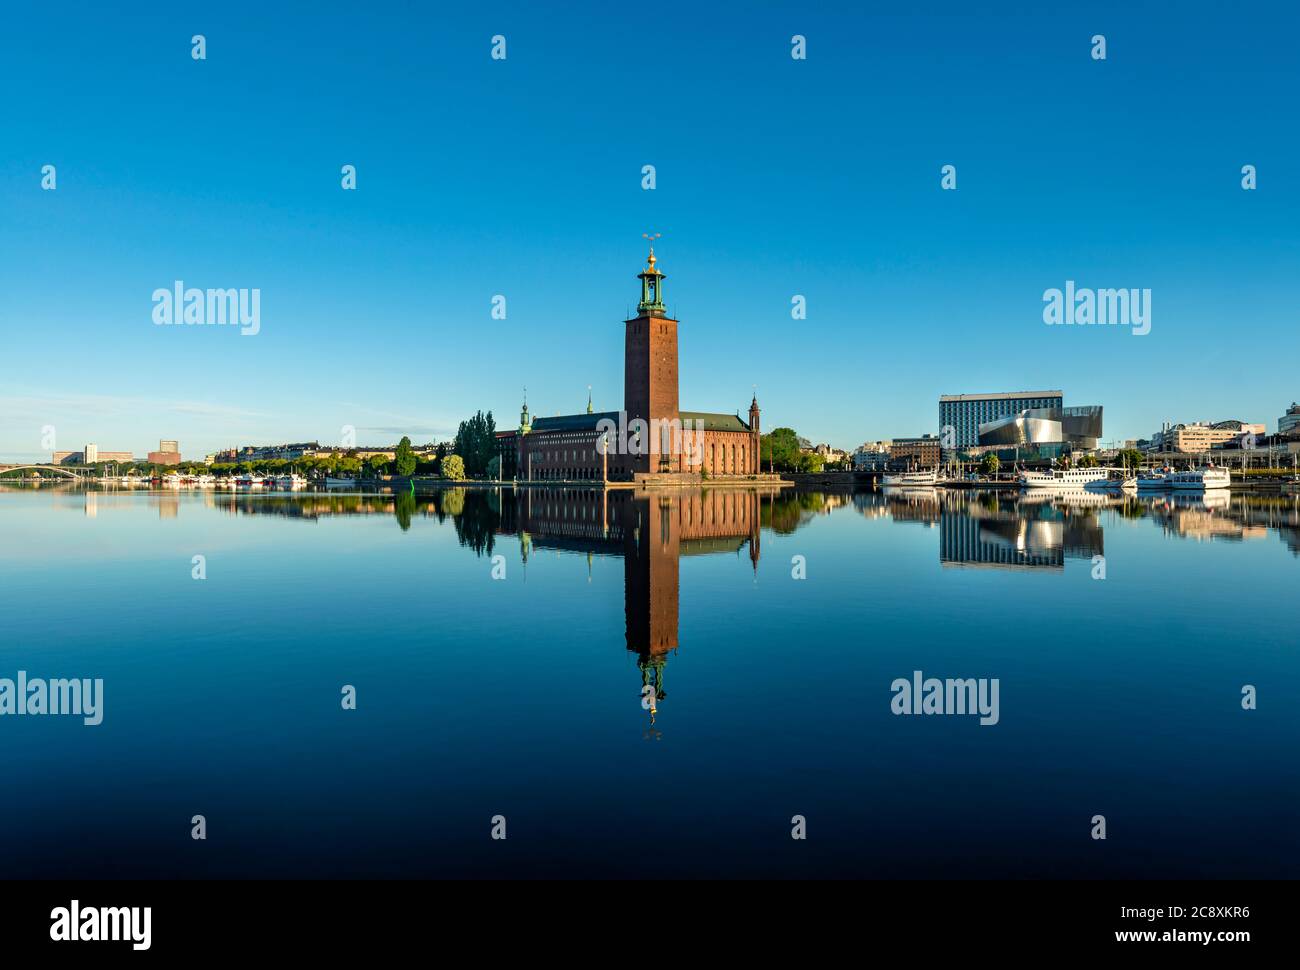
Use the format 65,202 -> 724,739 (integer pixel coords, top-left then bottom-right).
497,247 -> 764,483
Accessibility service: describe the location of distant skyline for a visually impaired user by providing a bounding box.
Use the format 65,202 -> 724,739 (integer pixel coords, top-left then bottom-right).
2,1 -> 1297,461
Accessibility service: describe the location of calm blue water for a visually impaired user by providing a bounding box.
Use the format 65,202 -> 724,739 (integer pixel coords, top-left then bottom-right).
1,484 -> 1296,878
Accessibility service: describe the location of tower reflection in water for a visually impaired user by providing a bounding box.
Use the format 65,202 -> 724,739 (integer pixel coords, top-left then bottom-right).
497,486 -> 777,732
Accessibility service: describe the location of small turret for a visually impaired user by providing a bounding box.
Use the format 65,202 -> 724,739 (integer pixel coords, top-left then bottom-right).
520,388 -> 532,435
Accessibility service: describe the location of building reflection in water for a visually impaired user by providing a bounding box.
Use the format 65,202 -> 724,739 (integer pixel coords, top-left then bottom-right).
856,488 -> 1106,571
495,487 -> 777,728
939,491 -> 1104,571
21,480 -> 1299,565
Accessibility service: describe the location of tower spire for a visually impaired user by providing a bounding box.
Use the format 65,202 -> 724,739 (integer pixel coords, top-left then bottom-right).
637,233 -> 666,315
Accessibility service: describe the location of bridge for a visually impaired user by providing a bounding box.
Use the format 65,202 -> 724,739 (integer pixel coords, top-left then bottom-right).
0,464 -> 99,480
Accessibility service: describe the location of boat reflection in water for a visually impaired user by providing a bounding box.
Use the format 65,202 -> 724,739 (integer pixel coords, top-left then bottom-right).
197,480 -> 1300,572
860,486 -> 1300,563
25,480 -> 1300,563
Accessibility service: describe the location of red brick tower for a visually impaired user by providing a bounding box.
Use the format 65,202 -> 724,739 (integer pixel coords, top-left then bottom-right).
623,245 -> 679,475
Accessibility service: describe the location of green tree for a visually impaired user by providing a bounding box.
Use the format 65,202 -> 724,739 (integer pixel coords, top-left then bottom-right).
366,454 -> 389,478
394,436 -> 418,477
980,453 -> 1000,476
454,411 -> 497,477
442,454 -> 467,481
1117,448 -> 1144,470
487,455 -> 502,480
1079,453 -> 1099,468
760,428 -> 802,472
796,451 -> 825,473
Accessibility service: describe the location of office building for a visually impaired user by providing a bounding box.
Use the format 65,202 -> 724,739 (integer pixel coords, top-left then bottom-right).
940,391 -> 1063,449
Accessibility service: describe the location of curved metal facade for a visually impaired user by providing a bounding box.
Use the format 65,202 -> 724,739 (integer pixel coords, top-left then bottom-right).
977,405 -> 1102,449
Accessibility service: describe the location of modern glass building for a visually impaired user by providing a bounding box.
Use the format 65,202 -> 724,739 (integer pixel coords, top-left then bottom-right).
940,391 -> 1064,449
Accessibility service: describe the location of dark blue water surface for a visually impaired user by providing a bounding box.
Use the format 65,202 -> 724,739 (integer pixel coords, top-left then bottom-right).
1,484 -> 1296,878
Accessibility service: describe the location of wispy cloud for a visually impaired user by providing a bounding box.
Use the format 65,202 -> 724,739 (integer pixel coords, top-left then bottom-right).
337,402 -> 458,440
0,390 -> 266,423
0,390 -> 271,459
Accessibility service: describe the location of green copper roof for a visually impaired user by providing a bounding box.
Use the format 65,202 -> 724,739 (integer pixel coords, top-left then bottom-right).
530,410 -> 620,433
524,410 -> 752,434
679,411 -> 752,433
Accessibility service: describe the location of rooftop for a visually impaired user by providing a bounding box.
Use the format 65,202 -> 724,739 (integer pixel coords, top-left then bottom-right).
940,391 -> 1064,403
679,411 -> 752,433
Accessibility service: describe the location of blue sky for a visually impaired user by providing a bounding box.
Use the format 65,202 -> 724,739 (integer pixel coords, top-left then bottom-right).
2,0 -> 1297,460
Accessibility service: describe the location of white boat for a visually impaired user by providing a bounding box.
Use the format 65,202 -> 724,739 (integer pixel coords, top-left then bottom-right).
162,474 -> 183,488
325,476 -> 358,488
1168,466 -> 1231,490
196,474 -> 216,488
1136,469 -> 1171,489
1018,466 -> 1117,491
881,486 -> 939,502
276,473 -> 308,489
1094,473 -> 1138,493
234,472 -> 261,488
882,468 -> 939,486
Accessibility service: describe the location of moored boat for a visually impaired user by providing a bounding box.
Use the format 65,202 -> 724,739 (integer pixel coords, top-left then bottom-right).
1168,465 -> 1231,490
1018,466 -> 1117,491
1136,468 -> 1171,489
882,468 -> 939,487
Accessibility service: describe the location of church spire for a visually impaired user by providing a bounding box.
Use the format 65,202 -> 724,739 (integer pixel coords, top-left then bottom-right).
586,384 -> 593,414
520,387 -> 531,434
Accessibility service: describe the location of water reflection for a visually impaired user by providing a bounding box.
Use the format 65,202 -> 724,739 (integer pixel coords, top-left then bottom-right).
15,480 -> 1299,559
852,487 -> 1300,561
4,479 -> 1296,880
498,487 -> 779,726
201,485 -> 787,723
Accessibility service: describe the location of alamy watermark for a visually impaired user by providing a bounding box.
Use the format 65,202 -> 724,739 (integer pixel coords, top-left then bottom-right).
0,671 -> 103,725
595,411 -> 706,463
152,281 -> 260,335
1043,280 -> 1150,336
890,670 -> 999,726
50,900 -> 150,950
